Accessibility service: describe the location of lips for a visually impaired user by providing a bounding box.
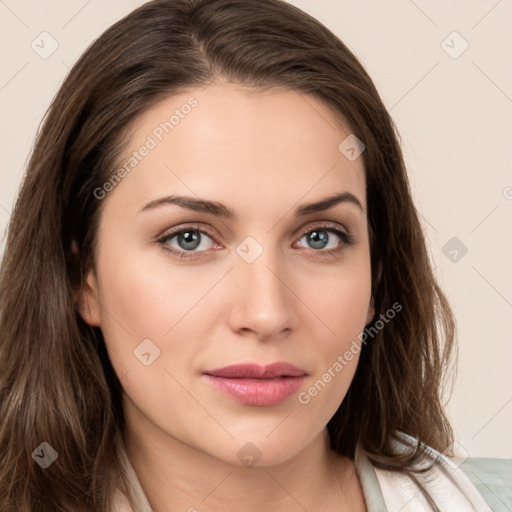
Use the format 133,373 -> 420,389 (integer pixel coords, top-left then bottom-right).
202,362 -> 307,406
204,362 -> 307,379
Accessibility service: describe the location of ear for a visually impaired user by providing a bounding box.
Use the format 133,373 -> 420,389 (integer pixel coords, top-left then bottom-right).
78,268 -> 101,326
71,239 -> 101,326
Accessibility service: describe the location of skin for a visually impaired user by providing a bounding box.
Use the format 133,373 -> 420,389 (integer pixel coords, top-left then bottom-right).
79,82 -> 374,512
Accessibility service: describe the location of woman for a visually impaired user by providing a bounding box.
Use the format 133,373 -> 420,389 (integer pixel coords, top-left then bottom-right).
0,0 -> 510,511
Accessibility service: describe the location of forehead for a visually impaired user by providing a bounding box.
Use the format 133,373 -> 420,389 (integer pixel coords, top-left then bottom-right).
105,83 -> 366,218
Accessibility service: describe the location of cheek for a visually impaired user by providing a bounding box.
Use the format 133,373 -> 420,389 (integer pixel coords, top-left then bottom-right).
94,243 -> 228,379
295,251 -> 371,403
97,226 -> 233,329
295,280 -> 369,421
302,249 -> 372,346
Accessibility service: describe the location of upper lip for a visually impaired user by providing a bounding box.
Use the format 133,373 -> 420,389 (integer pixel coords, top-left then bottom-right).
204,362 -> 307,379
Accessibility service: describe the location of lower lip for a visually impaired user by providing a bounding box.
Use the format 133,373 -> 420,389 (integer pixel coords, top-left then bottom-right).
203,375 -> 306,406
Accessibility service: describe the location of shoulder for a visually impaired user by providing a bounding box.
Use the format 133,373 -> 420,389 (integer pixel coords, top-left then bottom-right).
458,456 -> 512,511
355,435 -> 512,511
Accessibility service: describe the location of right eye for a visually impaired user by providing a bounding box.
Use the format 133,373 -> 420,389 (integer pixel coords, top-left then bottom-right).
157,225 -> 221,259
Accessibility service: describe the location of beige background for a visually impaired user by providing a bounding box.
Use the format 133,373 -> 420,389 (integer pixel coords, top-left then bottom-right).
1,0 -> 510,458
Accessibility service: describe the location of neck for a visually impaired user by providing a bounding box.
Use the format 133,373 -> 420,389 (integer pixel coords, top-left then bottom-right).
123,400 -> 366,512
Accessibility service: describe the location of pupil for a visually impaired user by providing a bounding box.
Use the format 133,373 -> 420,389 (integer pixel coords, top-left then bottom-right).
309,230 -> 327,249
179,230 -> 200,250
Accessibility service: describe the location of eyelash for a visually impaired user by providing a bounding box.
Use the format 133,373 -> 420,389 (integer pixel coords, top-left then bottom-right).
156,222 -> 355,260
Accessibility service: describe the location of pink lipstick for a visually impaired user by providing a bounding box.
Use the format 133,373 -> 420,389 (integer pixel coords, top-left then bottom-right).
203,362 -> 307,406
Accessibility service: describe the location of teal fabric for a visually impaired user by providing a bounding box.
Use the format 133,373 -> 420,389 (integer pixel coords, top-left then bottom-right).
459,457 -> 512,511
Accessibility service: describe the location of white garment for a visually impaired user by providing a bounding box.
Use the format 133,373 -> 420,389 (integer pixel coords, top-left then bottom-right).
354,436 -> 495,512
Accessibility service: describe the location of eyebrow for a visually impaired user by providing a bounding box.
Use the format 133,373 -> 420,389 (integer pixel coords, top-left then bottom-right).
139,191 -> 364,218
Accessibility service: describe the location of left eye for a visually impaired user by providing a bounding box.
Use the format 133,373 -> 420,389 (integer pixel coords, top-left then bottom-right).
296,228 -> 345,251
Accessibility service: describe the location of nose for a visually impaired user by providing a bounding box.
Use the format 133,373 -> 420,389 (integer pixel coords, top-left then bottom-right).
227,248 -> 296,341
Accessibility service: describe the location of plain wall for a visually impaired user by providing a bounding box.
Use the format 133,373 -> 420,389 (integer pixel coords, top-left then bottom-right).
1,0 -> 510,458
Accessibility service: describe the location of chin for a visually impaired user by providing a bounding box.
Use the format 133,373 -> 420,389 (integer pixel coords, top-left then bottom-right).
204,427 -> 315,468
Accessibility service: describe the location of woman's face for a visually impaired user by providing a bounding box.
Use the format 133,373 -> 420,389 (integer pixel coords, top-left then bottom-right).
80,83 -> 374,466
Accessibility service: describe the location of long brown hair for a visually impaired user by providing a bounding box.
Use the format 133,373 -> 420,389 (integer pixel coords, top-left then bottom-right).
0,0 -> 456,510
